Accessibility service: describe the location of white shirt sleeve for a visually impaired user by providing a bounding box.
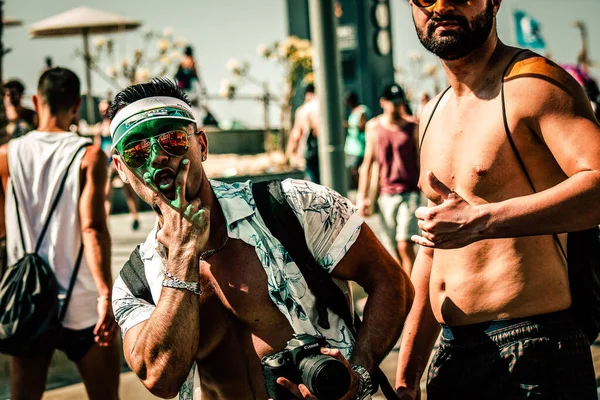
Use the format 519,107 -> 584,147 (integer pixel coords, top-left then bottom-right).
112,275 -> 156,337
281,179 -> 363,273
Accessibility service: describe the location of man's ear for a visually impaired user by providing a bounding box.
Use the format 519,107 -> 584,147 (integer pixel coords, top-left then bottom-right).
71,97 -> 83,118
112,155 -> 130,183
32,94 -> 40,114
195,129 -> 209,157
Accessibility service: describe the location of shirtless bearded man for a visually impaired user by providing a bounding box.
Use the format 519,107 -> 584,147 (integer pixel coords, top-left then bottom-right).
394,0 -> 600,399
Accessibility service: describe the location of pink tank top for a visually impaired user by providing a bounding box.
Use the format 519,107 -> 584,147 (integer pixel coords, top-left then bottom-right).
376,118 -> 419,195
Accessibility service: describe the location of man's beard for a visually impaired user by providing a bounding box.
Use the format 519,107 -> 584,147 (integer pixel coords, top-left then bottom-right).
415,2 -> 494,61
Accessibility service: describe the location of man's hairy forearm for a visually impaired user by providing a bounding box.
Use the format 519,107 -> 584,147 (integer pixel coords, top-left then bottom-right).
395,248 -> 439,389
130,247 -> 201,393
483,171 -> 600,238
351,270 -> 413,374
81,228 -> 112,296
394,294 -> 440,389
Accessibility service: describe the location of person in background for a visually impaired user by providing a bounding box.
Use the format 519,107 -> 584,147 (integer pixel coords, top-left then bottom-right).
344,91 -> 370,189
0,67 -> 119,400
175,46 -> 206,106
562,64 -> 600,121
95,98 -> 140,230
4,79 -> 37,140
287,83 -> 321,183
41,56 -> 54,74
356,83 -> 420,277
416,92 -> 431,122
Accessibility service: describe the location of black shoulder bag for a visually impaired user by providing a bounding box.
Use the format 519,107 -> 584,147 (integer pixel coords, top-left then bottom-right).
0,143 -> 89,355
501,54 -> 600,345
251,180 -> 398,400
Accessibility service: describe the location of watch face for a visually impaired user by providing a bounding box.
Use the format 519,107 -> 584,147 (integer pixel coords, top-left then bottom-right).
374,3 -> 390,29
376,30 -> 391,56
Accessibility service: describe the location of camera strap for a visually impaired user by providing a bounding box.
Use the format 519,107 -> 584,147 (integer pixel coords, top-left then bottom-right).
252,180 -> 398,400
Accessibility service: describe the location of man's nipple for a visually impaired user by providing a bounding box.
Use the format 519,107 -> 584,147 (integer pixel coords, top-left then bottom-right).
474,165 -> 488,177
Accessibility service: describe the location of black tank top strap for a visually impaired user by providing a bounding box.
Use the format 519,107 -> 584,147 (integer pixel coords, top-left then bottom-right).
419,86 -> 452,153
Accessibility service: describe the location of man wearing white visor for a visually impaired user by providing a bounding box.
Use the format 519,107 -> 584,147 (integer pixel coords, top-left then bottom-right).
110,77 -> 414,400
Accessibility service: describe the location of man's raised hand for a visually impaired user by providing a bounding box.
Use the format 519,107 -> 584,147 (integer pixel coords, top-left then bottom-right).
411,171 -> 488,249
143,159 -> 210,252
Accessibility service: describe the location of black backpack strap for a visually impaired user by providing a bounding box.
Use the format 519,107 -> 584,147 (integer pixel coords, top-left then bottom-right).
58,243 -> 84,321
120,245 -> 155,305
34,143 -> 91,253
252,180 -> 397,399
11,185 -> 27,253
499,50 -> 567,260
419,86 -> 452,152
252,180 -> 353,331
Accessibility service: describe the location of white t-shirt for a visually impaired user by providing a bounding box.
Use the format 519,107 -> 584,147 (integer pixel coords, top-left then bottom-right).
6,131 -> 98,330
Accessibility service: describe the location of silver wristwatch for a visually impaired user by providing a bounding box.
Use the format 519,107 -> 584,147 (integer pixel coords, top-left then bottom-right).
351,363 -> 375,400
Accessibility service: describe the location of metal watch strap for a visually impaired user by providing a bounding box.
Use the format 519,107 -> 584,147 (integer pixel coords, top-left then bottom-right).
162,271 -> 202,295
351,364 -> 375,399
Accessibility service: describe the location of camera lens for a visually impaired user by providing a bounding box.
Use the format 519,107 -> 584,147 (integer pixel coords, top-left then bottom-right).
298,355 -> 351,400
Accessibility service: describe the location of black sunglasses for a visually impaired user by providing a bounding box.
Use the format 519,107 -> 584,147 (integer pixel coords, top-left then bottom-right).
412,0 -> 469,7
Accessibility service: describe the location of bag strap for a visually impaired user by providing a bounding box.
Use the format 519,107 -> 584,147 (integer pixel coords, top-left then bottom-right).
252,180 -> 397,400
500,50 -> 567,260
58,243 -> 84,321
11,185 -> 27,253
120,245 -> 155,305
34,143 -> 90,253
252,180 -> 345,330
419,86 -> 452,151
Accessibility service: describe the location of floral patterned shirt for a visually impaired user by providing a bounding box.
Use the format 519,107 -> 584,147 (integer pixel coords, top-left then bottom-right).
112,179 -> 364,399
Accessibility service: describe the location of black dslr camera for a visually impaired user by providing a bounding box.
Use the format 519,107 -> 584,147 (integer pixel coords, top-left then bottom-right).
261,333 -> 351,400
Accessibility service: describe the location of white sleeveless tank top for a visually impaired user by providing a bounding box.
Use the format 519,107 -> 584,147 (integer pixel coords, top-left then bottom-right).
6,131 -> 98,330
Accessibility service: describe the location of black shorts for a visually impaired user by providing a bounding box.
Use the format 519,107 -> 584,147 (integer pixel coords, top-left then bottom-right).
427,309 -> 597,400
56,325 -> 96,362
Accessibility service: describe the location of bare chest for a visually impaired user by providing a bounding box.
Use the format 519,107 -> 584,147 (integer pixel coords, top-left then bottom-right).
196,239 -> 293,357
420,99 -> 537,203
194,240 -> 294,398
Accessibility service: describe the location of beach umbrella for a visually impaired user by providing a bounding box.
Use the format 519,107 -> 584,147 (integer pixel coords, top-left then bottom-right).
29,7 -> 141,123
3,18 -> 22,28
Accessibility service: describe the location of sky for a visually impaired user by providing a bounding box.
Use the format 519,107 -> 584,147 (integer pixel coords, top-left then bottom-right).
4,0 -> 600,127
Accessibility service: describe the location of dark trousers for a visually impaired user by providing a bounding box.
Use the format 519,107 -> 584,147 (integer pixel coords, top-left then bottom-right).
427,309 -> 597,400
